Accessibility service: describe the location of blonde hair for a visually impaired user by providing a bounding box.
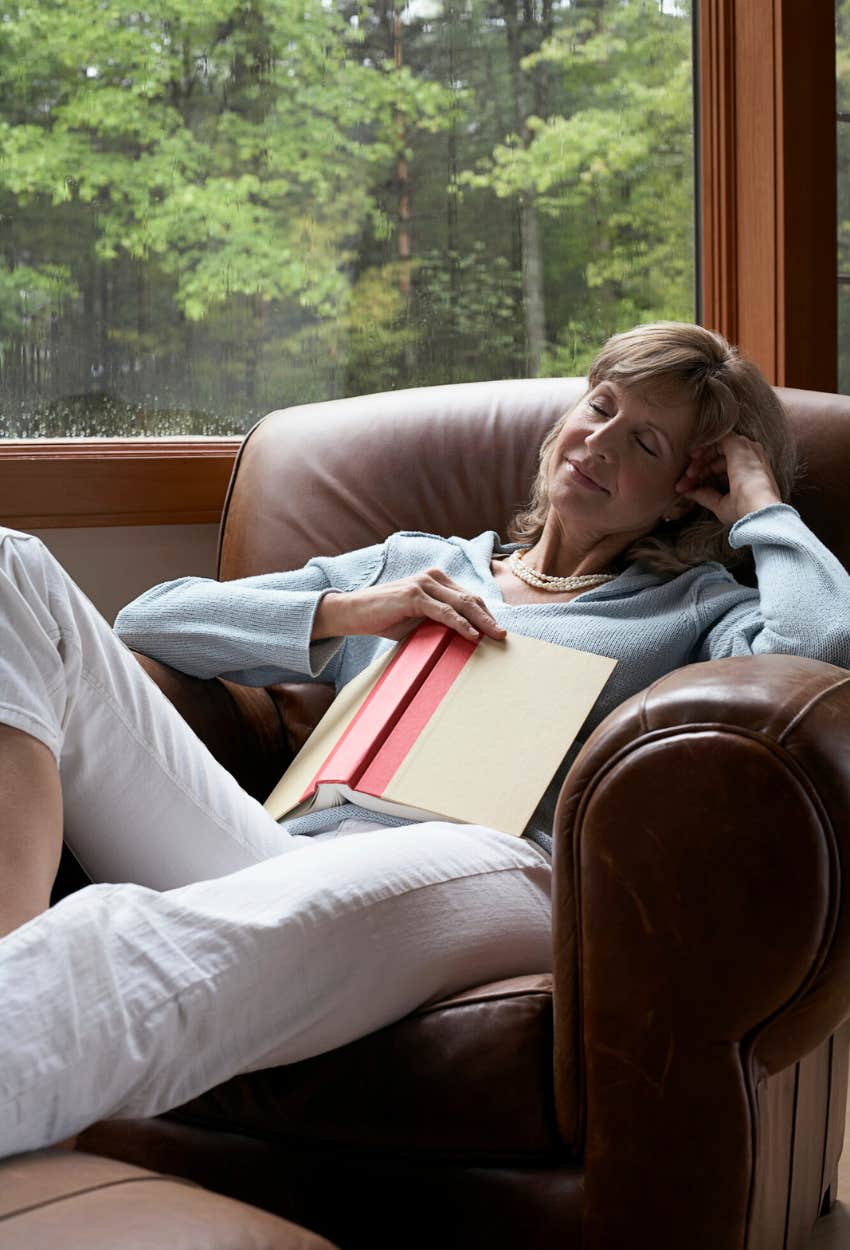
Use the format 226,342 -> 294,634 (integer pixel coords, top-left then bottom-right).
507,321 -> 800,577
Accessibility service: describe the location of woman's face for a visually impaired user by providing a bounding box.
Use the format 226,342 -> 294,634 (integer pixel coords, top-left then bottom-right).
546,379 -> 699,542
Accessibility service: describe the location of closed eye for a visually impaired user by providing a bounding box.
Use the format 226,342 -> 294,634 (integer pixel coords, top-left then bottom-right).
589,401 -> 656,456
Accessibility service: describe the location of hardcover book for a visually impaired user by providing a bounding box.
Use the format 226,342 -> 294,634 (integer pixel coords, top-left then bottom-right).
263,620 -> 617,838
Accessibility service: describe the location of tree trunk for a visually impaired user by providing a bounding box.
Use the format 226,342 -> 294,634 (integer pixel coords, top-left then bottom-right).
519,192 -> 545,375
393,6 -> 412,297
446,0 -> 459,381
501,0 -> 546,376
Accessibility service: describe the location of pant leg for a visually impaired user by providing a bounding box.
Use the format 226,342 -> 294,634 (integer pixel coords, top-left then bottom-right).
0,527 -> 310,888
0,821 -> 551,1158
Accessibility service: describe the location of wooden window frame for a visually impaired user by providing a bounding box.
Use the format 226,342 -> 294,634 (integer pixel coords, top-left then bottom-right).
0,0 -> 838,530
699,0 -> 837,388
0,439 -> 240,529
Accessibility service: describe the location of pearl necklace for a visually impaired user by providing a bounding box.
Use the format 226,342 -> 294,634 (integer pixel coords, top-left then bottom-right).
507,548 -> 619,593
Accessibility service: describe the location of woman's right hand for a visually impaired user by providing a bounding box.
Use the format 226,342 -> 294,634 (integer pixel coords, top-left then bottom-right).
311,569 -> 507,644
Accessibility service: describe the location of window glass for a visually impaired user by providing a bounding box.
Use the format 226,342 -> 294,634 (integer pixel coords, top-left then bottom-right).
840,0 -> 850,111
0,0 -> 696,438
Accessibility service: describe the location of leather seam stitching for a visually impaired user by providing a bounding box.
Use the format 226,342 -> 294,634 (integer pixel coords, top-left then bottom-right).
777,673 -> 850,744
413,987 -> 551,1016
0,1173 -> 200,1224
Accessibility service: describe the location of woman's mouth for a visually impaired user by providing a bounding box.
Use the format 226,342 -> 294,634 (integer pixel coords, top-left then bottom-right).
567,460 -> 608,492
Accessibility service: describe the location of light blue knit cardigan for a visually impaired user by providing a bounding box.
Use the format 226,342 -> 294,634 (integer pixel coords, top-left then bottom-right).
114,503 -> 850,857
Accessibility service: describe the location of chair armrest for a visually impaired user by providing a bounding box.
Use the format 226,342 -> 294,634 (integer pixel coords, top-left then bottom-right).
551,654 -> 850,1250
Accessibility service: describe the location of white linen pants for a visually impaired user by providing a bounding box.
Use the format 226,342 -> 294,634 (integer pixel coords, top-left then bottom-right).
0,527 -> 552,1158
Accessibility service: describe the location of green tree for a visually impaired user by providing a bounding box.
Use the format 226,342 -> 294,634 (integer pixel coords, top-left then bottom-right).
0,0 -> 451,430
0,0 -> 696,433
459,0 -> 695,375
0,0 -> 450,319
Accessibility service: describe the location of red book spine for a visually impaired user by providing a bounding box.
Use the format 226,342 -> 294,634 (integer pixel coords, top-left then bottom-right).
356,631 -> 475,797
298,621 -> 452,802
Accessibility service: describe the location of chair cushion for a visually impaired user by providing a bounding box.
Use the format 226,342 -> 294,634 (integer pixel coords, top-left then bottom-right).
0,1149 -> 338,1249
218,379 -> 587,580
167,974 -> 567,1162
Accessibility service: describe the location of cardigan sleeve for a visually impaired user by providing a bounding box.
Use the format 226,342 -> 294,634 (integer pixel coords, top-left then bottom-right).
691,503 -> 850,667
113,540 -> 389,686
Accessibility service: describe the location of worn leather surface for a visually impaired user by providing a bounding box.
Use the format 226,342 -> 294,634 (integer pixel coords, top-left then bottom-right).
217,378 -> 588,580
168,974 -> 560,1159
777,386 -> 850,570
552,652 -> 850,1248
0,1149 -> 338,1249
77,1119 -> 583,1250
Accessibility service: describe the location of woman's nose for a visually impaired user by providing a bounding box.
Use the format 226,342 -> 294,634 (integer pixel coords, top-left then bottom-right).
586,424 -> 615,458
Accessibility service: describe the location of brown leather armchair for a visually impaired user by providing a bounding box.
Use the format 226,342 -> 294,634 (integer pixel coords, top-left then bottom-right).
79,378 -> 850,1250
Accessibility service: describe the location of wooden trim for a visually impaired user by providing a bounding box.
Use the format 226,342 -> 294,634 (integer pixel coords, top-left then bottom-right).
0,439 -> 240,528
698,0 -> 738,346
775,3 -> 838,389
699,0 -> 837,389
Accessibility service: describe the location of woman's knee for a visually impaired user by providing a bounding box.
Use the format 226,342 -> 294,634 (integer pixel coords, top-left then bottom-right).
0,528 -> 49,565
0,530 -> 61,610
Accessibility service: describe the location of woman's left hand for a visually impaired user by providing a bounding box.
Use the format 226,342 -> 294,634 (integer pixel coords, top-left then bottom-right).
674,433 -> 783,527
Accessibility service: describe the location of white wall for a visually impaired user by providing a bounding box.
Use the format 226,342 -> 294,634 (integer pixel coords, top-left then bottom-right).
30,524 -> 219,625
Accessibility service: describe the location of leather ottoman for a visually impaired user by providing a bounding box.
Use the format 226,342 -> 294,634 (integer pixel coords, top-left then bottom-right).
0,1149 -> 338,1249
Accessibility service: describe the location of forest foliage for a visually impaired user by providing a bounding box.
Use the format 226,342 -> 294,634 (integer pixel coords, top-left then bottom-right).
0,0 -> 697,436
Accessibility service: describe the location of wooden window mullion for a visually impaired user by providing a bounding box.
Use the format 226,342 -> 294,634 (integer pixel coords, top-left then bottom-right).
699,0 -> 837,390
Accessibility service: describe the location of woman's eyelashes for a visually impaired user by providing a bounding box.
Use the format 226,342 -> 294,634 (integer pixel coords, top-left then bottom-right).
587,401 -> 656,457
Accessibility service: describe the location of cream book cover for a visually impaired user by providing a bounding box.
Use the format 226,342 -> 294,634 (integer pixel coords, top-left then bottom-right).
264,627 -> 616,838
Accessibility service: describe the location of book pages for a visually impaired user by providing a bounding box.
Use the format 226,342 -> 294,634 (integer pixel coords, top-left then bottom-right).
263,644 -> 397,822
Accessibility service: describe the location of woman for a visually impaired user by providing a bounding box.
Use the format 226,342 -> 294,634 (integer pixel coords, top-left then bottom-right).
1,321 -> 848,1158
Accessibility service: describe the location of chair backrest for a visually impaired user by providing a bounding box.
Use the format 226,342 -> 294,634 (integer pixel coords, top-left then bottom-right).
218,379 -> 850,581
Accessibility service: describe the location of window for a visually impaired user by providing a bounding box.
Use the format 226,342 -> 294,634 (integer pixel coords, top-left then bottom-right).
0,0 -> 696,442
